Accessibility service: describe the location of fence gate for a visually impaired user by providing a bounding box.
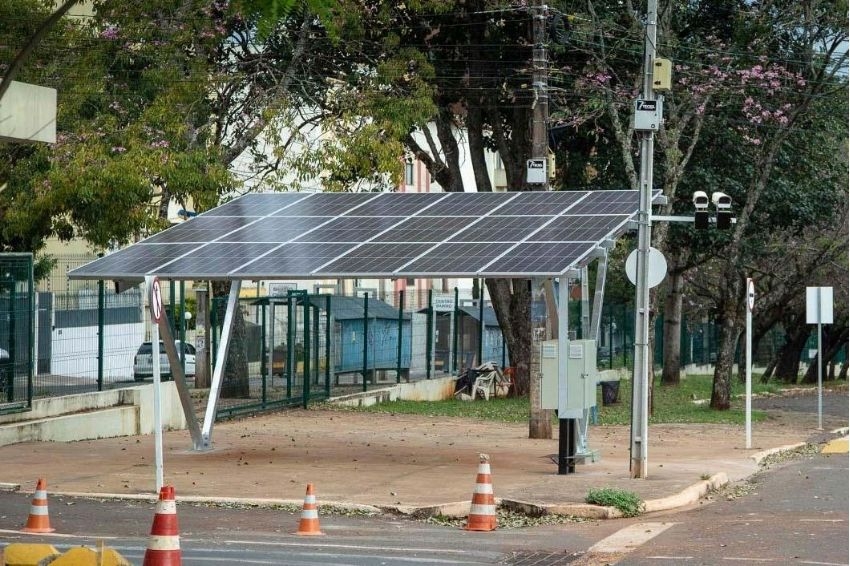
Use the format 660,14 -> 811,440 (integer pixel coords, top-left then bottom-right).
0,253 -> 34,412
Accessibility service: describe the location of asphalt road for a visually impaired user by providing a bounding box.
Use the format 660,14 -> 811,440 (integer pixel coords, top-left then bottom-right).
0,493 -> 625,565
611,450 -> 848,565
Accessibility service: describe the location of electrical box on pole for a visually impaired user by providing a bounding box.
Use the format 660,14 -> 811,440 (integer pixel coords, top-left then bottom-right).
652,58 -> 672,91
631,98 -> 663,131
526,158 -> 547,184
540,339 -> 597,418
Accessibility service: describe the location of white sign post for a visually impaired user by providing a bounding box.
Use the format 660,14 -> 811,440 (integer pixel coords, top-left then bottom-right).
147,276 -> 165,492
745,278 -> 755,449
806,287 -> 833,430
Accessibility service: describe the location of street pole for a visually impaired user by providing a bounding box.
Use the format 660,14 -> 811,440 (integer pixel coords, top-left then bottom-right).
630,0 -> 657,479
532,0 -> 549,189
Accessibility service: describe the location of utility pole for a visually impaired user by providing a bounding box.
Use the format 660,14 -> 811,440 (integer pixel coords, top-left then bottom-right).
630,0 -> 658,479
531,0 -> 549,191
528,0 -> 553,441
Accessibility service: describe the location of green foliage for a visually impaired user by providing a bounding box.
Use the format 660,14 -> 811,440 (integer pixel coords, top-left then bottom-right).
585,488 -> 644,517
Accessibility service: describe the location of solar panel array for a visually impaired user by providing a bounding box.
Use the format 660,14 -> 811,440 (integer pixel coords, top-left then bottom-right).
69,190 -> 643,280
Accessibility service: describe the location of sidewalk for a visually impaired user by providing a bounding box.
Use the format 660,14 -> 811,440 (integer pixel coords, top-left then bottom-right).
0,394 -> 846,519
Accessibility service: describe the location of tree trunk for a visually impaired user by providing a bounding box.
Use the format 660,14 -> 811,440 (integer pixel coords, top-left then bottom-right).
801,328 -> 847,384
487,278 -> 551,438
774,326 -> 809,383
710,293 -> 741,409
661,269 -> 684,385
211,281 -> 250,398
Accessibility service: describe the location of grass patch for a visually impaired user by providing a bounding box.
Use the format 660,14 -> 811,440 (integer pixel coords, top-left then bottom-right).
332,397 -> 532,423
333,375 -> 844,426
585,487 -> 644,517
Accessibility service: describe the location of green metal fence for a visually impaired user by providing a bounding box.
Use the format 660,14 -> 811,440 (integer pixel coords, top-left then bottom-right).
0,253 -> 34,413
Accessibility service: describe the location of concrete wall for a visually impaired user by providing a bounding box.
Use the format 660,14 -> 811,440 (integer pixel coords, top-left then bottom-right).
0,382 -> 187,447
331,376 -> 456,408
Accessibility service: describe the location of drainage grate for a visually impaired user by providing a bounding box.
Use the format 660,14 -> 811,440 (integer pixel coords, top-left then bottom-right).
501,551 -> 583,565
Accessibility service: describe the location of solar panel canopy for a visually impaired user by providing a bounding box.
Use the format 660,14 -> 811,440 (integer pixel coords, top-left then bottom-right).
69,190 -> 644,281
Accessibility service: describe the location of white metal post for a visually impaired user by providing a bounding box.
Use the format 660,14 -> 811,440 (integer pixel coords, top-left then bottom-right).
201,280 -> 242,448
145,276 -> 164,492
630,0 -> 658,479
817,288 -> 823,430
745,278 -> 753,449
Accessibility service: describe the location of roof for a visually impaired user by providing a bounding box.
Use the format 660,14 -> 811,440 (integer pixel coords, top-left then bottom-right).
69,190 -> 649,281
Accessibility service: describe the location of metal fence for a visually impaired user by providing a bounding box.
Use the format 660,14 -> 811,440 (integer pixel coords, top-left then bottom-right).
6,266 -> 844,419
0,253 -> 35,411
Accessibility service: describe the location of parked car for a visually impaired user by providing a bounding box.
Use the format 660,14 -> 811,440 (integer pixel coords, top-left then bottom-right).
133,341 -> 196,381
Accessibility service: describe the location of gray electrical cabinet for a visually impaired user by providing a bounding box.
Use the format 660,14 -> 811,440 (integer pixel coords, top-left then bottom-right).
540,339 -> 597,418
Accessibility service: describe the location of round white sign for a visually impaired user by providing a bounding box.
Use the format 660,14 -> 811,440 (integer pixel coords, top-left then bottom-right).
150,277 -> 163,322
625,248 -> 668,289
747,278 -> 755,312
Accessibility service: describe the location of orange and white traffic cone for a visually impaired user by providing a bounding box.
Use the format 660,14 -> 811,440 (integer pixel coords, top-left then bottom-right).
295,483 -> 324,536
22,478 -> 55,533
464,453 -> 497,531
142,485 -> 181,566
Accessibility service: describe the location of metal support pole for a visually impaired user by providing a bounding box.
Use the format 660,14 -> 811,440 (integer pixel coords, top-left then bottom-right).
396,290 -> 404,384
179,281 -> 186,374
261,303 -> 267,408
557,275 -> 575,474
325,295 -> 331,397
201,280 -> 242,449
745,278 -> 753,449
590,251 -> 608,341
362,293 -> 369,391
304,297 -> 311,409
452,287 -> 459,373
478,283 -> 485,367
97,279 -> 104,392
630,0 -> 658,480
426,289 -> 433,379
580,267 -> 590,339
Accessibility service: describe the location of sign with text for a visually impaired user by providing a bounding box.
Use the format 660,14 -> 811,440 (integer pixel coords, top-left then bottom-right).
433,294 -> 455,312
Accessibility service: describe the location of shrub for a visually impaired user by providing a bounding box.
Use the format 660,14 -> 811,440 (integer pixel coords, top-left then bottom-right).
585,487 -> 645,517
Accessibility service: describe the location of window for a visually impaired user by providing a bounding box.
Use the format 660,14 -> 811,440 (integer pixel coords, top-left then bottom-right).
404,161 -> 415,186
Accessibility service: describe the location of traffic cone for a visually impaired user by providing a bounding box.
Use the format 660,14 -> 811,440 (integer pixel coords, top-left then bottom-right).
142,485 -> 181,566
465,453 -> 497,531
295,483 -> 324,536
22,478 -> 55,533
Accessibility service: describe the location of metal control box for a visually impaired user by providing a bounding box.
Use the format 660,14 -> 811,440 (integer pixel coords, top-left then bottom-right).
540,339 -> 597,418
631,98 -> 663,131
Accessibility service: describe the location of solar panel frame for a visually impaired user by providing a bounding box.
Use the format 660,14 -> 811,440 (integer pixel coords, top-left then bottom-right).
69,190 -> 648,280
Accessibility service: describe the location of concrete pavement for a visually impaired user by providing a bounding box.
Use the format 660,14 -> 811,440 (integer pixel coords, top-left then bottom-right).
0,391 -> 846,521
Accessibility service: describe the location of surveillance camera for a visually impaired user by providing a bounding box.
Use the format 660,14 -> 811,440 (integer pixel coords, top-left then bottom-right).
692,191 -> 709,210
712,192 -> 732,210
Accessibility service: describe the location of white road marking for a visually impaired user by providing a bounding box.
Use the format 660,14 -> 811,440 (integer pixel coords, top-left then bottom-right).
587,522 -> 677,553
799,562 -> 850,565
221,539 -> 470,554
721,558 -> 773,562
798,518 -> 846,522
647,556 -> 694,561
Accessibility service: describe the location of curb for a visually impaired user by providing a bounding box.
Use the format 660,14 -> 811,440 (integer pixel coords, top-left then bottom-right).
49,491 -> 383,515
750,442 -> 807,465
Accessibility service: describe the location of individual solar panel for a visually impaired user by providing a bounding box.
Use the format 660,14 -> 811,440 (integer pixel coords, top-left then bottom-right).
143,216 -> 258,244
293,216 -> 403,243
400,243 -> 509,274
528,215 -> 629,242
204,192 -> 310,216
271,192 -> 379,216
372,216 -> 475,243
344,192 -> 441,216
482,242 -> 590,275
568,190 -> 640,215
317,243 -> 436,275
447,216 -> 545,243
218,216 -> 333,243
235,243 -> 359,276
72,243 -> 198,277
418,192 -> 513,216
156,243 -> 280,276
494,191 -> 585,215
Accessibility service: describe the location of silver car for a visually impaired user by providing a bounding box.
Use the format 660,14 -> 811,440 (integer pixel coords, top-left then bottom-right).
133,341 -> 196,381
